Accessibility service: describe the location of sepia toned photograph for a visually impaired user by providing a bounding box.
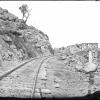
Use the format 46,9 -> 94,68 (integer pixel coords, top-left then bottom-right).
0,1 -> 99,99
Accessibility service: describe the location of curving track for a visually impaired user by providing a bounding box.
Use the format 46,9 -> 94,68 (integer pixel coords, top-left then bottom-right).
0,55 -> 53,97
31,57 -> 50,97
0,55 -> 52,80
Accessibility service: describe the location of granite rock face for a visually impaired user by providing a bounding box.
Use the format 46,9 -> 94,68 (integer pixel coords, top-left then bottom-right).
0,7 -> 53,64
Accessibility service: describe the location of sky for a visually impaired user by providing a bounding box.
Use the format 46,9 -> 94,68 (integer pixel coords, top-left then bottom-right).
0,1 -> 100,48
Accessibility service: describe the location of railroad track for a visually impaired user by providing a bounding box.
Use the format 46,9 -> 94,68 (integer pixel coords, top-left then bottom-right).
0,55 -> 54,97
0,55 -> 53,80
31,57 -> 50,97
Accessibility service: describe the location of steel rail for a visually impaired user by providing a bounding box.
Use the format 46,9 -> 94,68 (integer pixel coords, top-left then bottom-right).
32,56 -> 51,97
0,55 -> 53,80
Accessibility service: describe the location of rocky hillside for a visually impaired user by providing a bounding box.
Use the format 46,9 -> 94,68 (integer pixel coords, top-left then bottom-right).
54,43 -> 98,59
0,7 -> 53,65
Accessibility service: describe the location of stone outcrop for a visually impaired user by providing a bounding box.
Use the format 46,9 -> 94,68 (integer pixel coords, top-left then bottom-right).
0,7 -> 53,65
54,43 -> 98,60
67,43 -> 98,54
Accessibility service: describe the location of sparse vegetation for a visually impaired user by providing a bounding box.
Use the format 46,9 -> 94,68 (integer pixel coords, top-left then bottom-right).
19,4 -> 31,23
